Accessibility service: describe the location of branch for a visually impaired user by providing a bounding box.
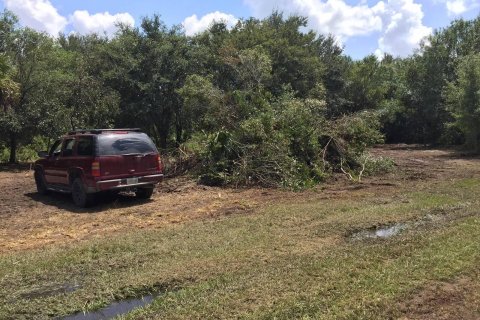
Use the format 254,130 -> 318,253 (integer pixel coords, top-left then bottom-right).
340,157 -> 354,181
322,137 -> 333,168
341,155 -> 369,182
357,157 -> 367,182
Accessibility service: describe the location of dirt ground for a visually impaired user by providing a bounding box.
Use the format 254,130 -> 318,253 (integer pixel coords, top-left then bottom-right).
398,271 -> 480,320
1,144 -> 479,255
1,144 -> 480,318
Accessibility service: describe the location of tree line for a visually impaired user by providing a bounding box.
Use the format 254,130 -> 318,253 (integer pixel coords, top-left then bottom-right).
1,10 -> 480,186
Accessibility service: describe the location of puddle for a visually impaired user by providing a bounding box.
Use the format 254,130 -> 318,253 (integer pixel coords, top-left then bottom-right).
20,283 -> 81,299
61,295 -> 155,320
349,205 -> 477,241
350,223 -> 407,240
60,280 -> 185,320
371,224 -> 407,238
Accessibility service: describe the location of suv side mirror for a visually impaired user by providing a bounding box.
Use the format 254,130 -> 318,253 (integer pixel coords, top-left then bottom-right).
37,151 -> 49,158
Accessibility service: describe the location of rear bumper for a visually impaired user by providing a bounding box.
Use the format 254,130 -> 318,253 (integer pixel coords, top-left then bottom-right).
89,174 -> 164,193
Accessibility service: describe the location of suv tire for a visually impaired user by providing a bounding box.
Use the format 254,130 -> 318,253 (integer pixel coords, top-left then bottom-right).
34,170 -> 49,195
72,178 -> 94,207
136,187 -> 154,199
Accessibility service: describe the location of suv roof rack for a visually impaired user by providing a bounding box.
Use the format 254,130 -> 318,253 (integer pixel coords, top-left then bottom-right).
68,128 -> 142,135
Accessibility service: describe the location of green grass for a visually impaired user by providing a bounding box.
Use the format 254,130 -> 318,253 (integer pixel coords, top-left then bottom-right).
1,178 -> 479,319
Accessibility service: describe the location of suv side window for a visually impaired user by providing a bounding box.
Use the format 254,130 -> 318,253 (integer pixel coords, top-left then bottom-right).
49,140 -> 62,157
77,137 -> 94,156
63,139 -> 75,157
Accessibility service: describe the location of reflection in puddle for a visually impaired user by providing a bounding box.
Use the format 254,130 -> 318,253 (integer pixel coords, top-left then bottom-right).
350,202 -> 478,241
61,295 -> 155,320
351,223 -> 407,240
373,224 -> 406,238
349,210 -> 467,241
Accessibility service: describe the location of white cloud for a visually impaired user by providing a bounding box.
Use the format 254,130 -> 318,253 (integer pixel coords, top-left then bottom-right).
244,0 -> 432,57
245,0 -> 383,41
3,0 -> 134,37
446,0 -> 467,14
376,0 -> 432,57
4,0 -> 67,35
182,11 -> 238,36
70,11 -> 135,37
443,0 -> 478,15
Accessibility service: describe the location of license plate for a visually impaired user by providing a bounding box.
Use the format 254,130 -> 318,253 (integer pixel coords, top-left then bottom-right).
126,177 -> 138,185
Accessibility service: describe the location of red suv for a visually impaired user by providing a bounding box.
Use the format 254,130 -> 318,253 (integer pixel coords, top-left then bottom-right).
34,129 -> 164,207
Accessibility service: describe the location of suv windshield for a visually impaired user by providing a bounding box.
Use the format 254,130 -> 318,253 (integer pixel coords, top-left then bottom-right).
97,133 -> 157,156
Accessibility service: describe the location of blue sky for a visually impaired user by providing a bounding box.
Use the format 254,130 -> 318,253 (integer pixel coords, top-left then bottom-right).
1,0 -> 479,59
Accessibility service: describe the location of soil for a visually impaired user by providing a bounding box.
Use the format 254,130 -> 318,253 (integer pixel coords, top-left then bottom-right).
397,271 -> 480,320
1,144 -> 480,317
1,144 -> 480,255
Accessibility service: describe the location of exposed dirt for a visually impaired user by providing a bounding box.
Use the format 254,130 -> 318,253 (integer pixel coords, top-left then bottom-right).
1,145 -> 480,318
397,270 -> 480,320
1,144 -> 479,255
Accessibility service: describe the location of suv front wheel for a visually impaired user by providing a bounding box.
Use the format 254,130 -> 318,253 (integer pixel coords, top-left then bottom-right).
34,170 -> 49,195
72,178 -> 94,207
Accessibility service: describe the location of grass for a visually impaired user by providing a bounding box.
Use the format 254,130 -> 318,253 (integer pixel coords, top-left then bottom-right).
1,177 -> 479,319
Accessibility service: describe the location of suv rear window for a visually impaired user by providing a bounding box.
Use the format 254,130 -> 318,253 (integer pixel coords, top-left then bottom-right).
97,133 -> 157,156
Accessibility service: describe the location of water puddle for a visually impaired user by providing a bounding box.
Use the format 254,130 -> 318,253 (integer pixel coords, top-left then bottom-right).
349,205 -> 476,241
61,295 -> 155,320
350,223 -> 407,240
60,281 -> 185,320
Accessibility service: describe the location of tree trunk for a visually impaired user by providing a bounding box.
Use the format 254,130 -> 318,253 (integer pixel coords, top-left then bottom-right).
70,115 -> 76,131
473,127 -> 479,153
156,112 -> 171,150
465,119 -> 479,153
156,120 -> 169,149
9,133 -> 17,164
159,133 -> 168,150
175,119 -> 183,146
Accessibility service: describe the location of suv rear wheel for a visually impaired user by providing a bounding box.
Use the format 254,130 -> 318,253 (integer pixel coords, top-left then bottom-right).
72,178 -> 94,207
34,170 -> 49,195
135,187 -> 154,199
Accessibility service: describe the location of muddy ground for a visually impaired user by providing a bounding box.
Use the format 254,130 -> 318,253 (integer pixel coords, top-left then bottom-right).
1,144 -> 479,254
1,144 -> 480,319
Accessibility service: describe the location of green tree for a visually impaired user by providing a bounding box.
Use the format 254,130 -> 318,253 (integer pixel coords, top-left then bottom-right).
234,48 -> 272,90
345,55 -> 397,113
177,74 -> 224,136
107,16 -> 193,147
445,54 -> 480,151
382,16 -> 480,145
0,55 -> 20,162
0,55 -> 19,112
56,34 -> 120,131
0,24 -> 55,163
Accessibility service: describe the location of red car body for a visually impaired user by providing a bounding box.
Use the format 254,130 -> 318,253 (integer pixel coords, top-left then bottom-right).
34,129 -> 163,207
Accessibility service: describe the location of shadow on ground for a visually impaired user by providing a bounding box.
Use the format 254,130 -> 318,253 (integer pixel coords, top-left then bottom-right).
24,191 -> 153,214
0,163 -> 32,172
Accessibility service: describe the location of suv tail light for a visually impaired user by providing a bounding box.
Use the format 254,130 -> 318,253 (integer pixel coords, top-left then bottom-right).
156,154 -> 163,172
92,160 -> 101,177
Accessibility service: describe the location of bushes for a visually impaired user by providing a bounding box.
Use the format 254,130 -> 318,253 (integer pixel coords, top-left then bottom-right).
0,136 -> 49,163
364,156 -> 395,175
185,89 -> 385,188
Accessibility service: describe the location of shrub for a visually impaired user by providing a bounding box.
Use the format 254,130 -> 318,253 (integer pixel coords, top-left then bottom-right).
0,136 -> 49,163
364,155 -> 395,175
188,92 -> 385,188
